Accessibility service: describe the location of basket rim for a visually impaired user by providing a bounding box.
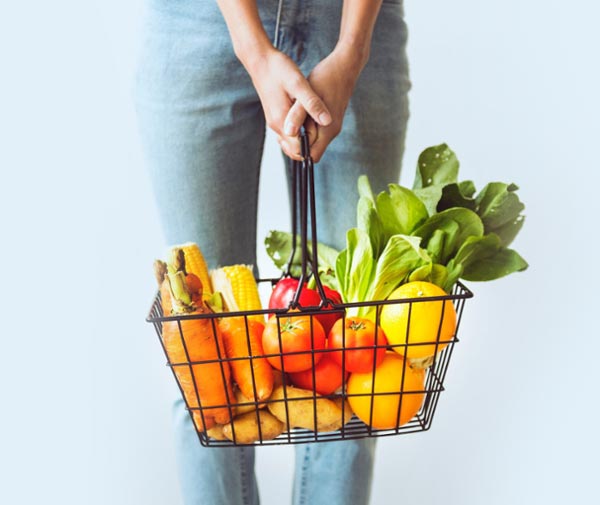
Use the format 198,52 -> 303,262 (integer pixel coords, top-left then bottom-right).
146,279 -> 474,323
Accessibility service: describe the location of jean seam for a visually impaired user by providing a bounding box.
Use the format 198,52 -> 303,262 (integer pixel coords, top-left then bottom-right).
239,448 -> 251,505
297,445 -> 311,505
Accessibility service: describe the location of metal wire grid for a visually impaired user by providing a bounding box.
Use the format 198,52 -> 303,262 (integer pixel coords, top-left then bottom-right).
146,280 -> 472,447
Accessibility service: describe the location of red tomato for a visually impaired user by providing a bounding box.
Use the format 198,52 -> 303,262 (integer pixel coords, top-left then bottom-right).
328,317 -> 388,373
317,286 -> 344,334
268,278 -> 343,333
262,314 -> 326,372
268,278 -> 321,311
289,351 -> 349,395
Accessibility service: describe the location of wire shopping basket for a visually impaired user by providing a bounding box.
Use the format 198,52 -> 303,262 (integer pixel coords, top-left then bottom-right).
146,133 -> 473,447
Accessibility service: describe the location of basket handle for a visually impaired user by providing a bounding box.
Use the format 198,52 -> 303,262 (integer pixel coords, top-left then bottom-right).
283,129 -> 334,309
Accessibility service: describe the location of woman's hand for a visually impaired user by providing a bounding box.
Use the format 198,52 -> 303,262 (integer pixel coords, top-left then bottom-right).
279,43 -> 368,162
243,48 -> 332,147
216,0 -> 332,148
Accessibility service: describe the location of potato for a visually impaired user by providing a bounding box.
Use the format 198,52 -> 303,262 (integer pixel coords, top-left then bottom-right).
206,424 -> 228,441
317,399 -> 354,433
267,385 -> 354,432
222,410 -> 285,444
233,387 -> 266,416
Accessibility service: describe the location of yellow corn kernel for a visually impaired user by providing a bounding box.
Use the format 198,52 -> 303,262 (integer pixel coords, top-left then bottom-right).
172,242 -> 213,300
210,265 -> 264,323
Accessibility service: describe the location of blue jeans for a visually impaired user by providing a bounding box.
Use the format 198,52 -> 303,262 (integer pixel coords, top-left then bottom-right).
136,0 -> 410,503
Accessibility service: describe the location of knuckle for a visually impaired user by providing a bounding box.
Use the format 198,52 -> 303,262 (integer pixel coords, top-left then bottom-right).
289,74 -> 305,91
305,95 -> 323,112
267,115 -> 284,133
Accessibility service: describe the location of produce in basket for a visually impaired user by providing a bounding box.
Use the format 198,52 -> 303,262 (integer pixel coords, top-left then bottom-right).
232,387 -> 268,416
347,352 -> 425,429
175,242 -> 214,303
210,264 -> 264,324
153,249 -> 235,431
268,277 -> 343,333
265,144 -> 528,309
327,317 -> 388,373
267,385 -> 353,432
380,281 -> 457,363
219,318 -> 274,402
222,410 -> 286,444
262,313 -> 327,372
289,351 -> 348,395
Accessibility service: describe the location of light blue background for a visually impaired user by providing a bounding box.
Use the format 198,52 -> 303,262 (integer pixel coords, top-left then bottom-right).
1,1 -> 599,503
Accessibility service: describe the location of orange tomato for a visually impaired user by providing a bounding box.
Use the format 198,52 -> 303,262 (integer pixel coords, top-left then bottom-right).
289,351 -> 348,395
327,317 -> 387,373
379,281 -> 457,359
347,352 -> 425,429
262,314 -> 326,373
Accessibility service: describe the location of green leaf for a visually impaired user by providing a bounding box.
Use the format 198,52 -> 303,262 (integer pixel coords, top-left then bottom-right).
413,185 -> 443,216
357,196 -> 386,258
357,175 -> 376,203
430,264 -> 450,289
437,181 -> 477,212
413,144 -> 459,189
335,248 -> 349,297
459,180 -> 477,198
443,259 -> 464,292
363,235 -> 431,315
375,184 -> 429,237
453,234 -> 528,281
475,182 -> 525,245
336,228 -> 375,304
413,208 -> 484,264
408,263 -> 433,283
409,263 -> 450,289
493,215 -> 525,247
264,230 -> 339,281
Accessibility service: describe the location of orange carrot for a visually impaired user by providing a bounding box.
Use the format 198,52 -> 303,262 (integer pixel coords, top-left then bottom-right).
155,256 -> 235,431
219,318 -> 274,402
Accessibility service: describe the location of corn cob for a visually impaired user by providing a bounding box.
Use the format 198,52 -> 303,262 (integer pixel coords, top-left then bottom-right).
210,265 -> 264,323
171,242 -> 213,302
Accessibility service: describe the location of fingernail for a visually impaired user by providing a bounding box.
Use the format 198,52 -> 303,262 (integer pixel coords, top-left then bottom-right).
318,112 -> 332,126
284,122 -> 296,136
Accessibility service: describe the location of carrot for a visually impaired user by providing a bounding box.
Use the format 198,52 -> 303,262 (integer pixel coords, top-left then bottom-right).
219,318 -> 274,402
155,254 -> 235,431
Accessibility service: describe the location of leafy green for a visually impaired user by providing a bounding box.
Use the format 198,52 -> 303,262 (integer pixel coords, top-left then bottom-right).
364,235 -> 430,309
376,185 -> 428,237
413,144 -> 459,189
413,208 -> 485,264
265,143 -> 528,302
452,234 -> 528,281
475,182 -> 525,246
335,228 -> 375,306
437,181 -> 477,212
264,230 -> 339,289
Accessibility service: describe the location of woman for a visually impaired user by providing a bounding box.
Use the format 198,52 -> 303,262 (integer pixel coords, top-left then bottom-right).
136,1 -> 410,503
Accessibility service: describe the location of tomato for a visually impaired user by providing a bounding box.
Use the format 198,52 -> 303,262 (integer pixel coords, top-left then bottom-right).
347,352 -> 425,429
268,278 -> 321,311
262,313 -> 326,372
317,286 -> 344,334
328,317 -> 387,373
289,350 -> 348,395
268,278 -> 343,333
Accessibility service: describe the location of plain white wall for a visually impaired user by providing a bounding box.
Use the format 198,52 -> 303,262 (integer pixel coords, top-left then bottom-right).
1,0 -> 598,503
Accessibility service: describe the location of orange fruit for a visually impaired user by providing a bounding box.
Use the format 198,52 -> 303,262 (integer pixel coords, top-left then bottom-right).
379,281 -> 457,360
347,352 -> 425,429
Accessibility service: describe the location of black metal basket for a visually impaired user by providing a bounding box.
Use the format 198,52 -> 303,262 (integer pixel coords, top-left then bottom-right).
146,132 -> 473,447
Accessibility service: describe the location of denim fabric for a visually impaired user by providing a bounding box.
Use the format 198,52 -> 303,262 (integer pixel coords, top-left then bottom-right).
136,0 -> 409,503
